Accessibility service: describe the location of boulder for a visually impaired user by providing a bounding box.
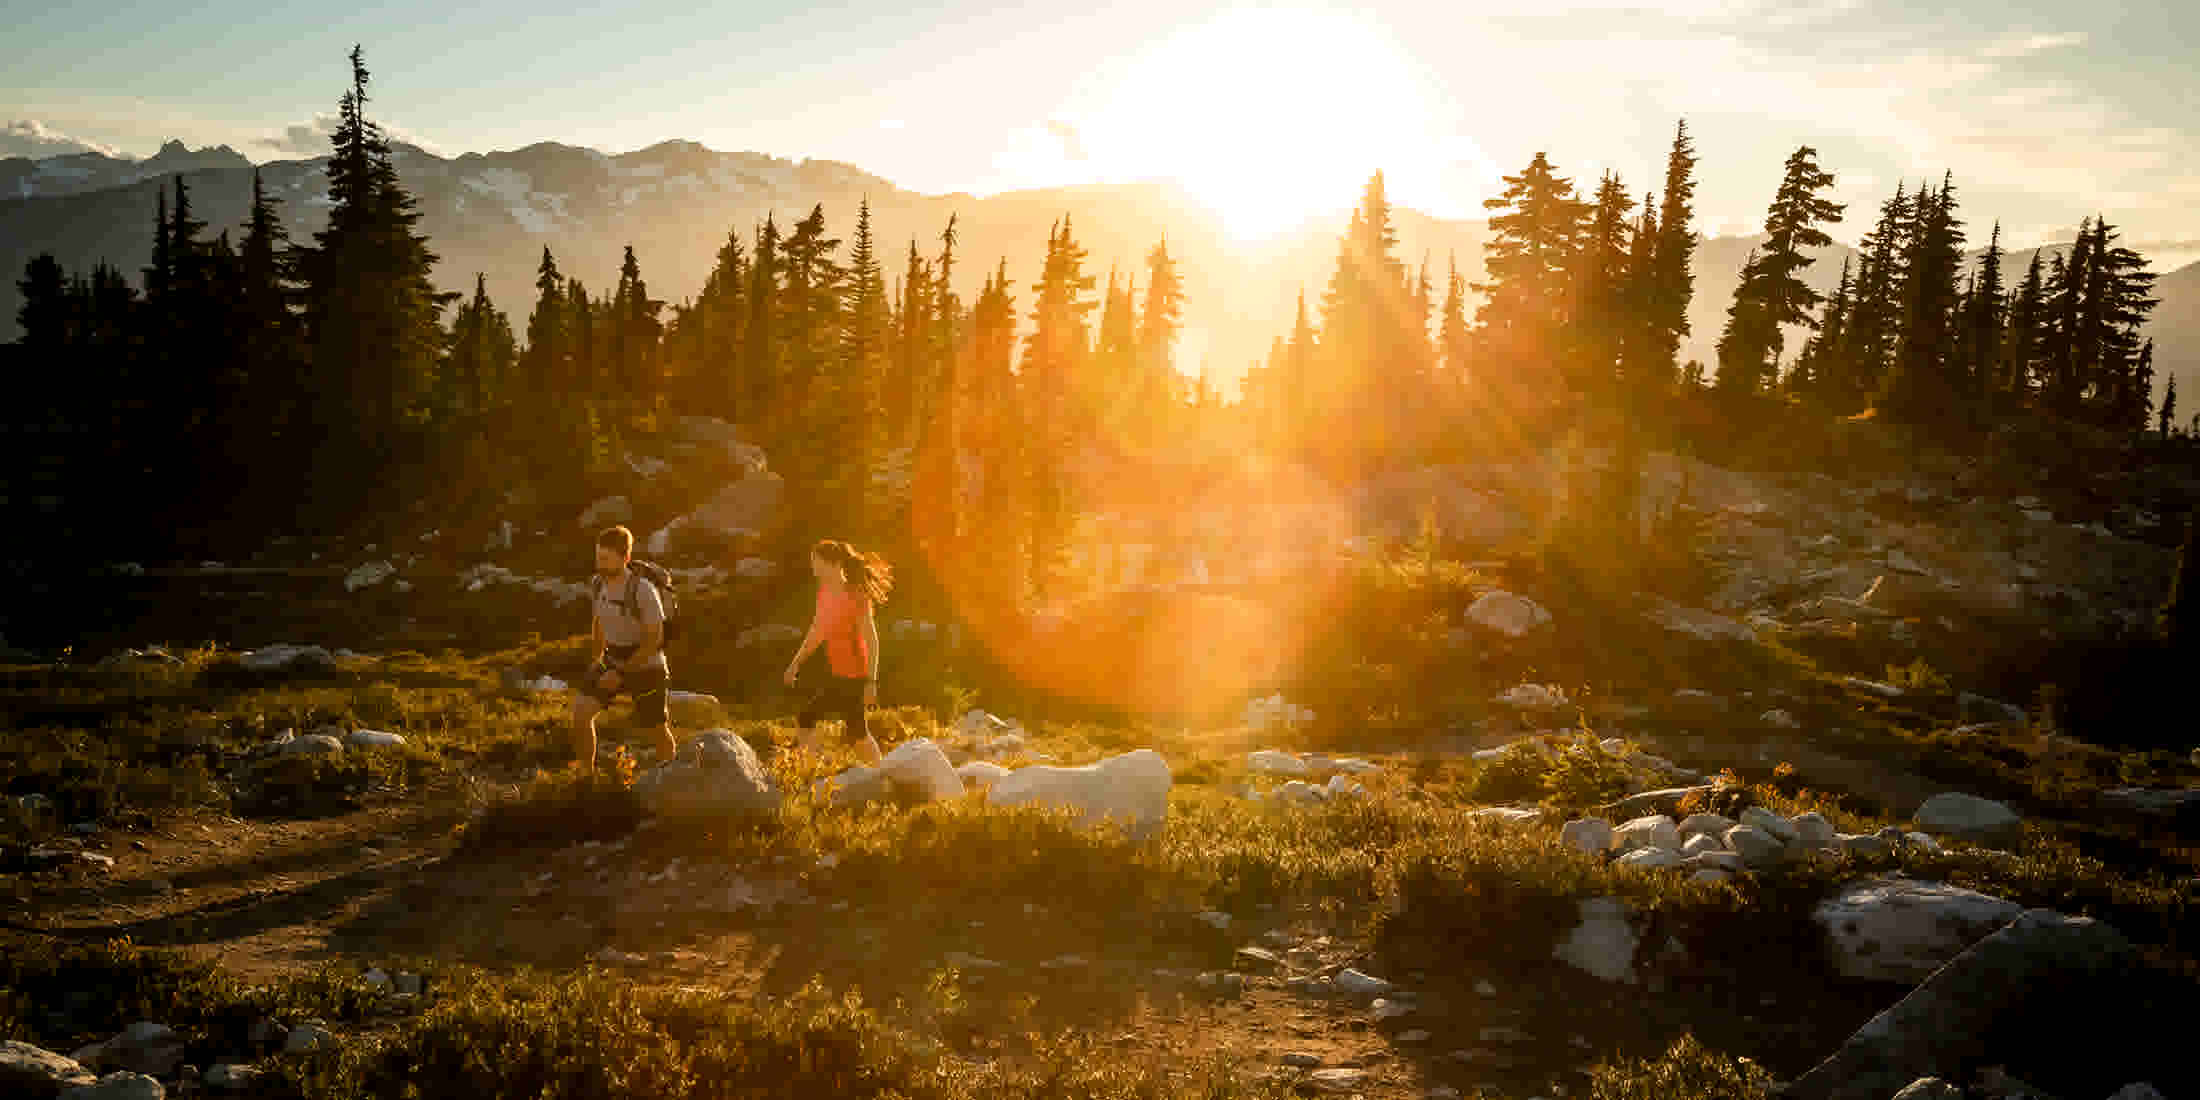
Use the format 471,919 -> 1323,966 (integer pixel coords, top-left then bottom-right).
1247,749 -> 1312,777
1681,833 -> 1725,857
956,761 -> 1012,790
1739,806 -> 1799,844
1333,968 -> 1392,997
577,496 -> 632,529
1790,811 -> 1837,851
237,644 -> 335,672
58,1073 -> 163,1100
282,734 -> 344,757
1469,807 -> 1542,826
633,730 -> 781,820
2097,788 -> 2200,819
1957,692 -> 2025,724
1,1041 -> 97,1098
819,765 -> 888,808
1838,833 -> 1893,859
1814,877 -> 2025,983
1646,600 -> 1756,642
1889,1079 -> 1963,1100
345,729 -> 405,749
1678,813 -> 1735,839
1466,591 -> 1551,638
203,1064 -> 259,1091
1561,817 -> 1615,854
688,473 -> 785,540
1614,815 -> 1682,852
1725,825 -> 1786,867
877,739 -> 964,802
1554,897 -> 1639,983
81,1024 -> 184,1078
283,1024 -> 335,1054
1783,910 -> 2137,1100
1913,792 -> 2021,838
1616,847 -> 1682,870
987,749 -> 1172,835
343,560 -> 396,592
1597,785 -> 1718,820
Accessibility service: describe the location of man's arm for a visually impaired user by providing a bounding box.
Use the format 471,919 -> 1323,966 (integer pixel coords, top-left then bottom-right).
588,612 -> 605,666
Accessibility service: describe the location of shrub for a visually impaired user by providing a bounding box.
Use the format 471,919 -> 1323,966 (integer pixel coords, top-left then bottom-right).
1465,742 -> 1549,804
1585,1034 -> 1774,1100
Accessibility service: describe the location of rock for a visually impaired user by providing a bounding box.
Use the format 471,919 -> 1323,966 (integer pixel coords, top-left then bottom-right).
1690,868 -> 1732,884
1762,708 -> 1800,728
394,972 -> 422,995
58,1073 -> 163,1100
1814,877 -> 2025,983
1307,1068 -> 1370,1093
362,968 -> 390,990
1279,1052 -> 1322,1069
988,749 -> 1171,835
345,729 -> 405,749
577,495 -> 632,529
1724,825 -> 1786,867
283,1024 -> 335,1054
1273,779 -> 1324,806
282,733 -> 344,757
1553,897 -> 1638,984
1614,814 -> 1682,852
1889,1078 -> 1963,1100
1685,851 -> 1745,872
633,730 -> 782,820
1790,811 -> 1837,850
1784,911 -> 2137,1100
1616,847 -> 1682,870
1677,813 -> 1736,838
236,643 -> 335,672
1333,968 -> 1392,997
1495,683 -> 1569,708
1903,831 -> 1944,854
0,1040 -> 96,1097
247,1019 -> 286,1046
1196,911 -> 1231,931
202,1064 -> 258,1091
976,732 -> 1028,759
1369,997 -> 1414,1021
82,1024 -> 184,1078
2105,1085 -> 2167,1100
1739,806 -> 1799,843
875,739 -> 964,802
1322,774 -> 1366,799
1469,807 -> 1543,826
1466,590 -> 1551,637
1839,833 -> 1893,858
1474,978 -> 1497,997
1913,792 -> 2021,838
343,560 -> 395,592
955,761 -> 1012,790
1957,692 -> 2025,724
1561,817 -> 1615,854
2098,788 -> 2200,819
685,472 -> 786,542
1647,600 -> 1756,642
1681,833 -> 1725,857
955,709 -> 1021,738
1597,785 -> 1717,820
1844,676 -> 1905,698
1247,749 -> 1311,777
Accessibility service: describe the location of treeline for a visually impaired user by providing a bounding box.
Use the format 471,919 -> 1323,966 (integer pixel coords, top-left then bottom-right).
3,50 -> 2172,603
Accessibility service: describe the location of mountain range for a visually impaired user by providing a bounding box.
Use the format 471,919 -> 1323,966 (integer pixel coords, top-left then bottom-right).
5,138 -> 2194,408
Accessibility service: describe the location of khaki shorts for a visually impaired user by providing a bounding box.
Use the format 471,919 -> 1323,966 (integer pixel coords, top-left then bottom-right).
576,658 -> 668,726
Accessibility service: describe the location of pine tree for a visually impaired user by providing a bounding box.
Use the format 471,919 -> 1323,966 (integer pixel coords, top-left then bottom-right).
1827,183 -> 1914,413
1959,222 -> 2006,414
1138,237 -> 1186,437
1789,257 -> 1852,403
1571,172 -> 1636,397
15,254 -> 67,347
2075,218 -> 2159,430
1438,251 -> 1470,387
2159,368 -> 2177,437
890,237 -> 931,445
2001,250 -> 2047,401
1642,120 -> 1700,383
1318,172 -> 1417,465
779,203 -> 844,445
567,279 -> 597,397
680,225 -> 746,419
1878,176 -> 1968,431
2041,220 -> 2093,416
613,245 -> 664,413
834,197 -> 889,530
1473,153 -> 1590,401
2159,509 -> 2200,652
445,273 -> 516,418
966,260 -> 1024,605
1022,216 -> 1097,601
1713,146 -> 1844,396
1619,191 -> 1662,392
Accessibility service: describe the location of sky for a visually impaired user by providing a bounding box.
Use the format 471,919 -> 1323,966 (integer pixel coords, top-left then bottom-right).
4,0 -> 2197,255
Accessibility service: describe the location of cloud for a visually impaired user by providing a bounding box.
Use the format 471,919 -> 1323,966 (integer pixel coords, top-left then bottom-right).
1045,118 -> 1087,161
0,119 -> 125,159
258,112 -> 442,157
1979,30 -> 2087,58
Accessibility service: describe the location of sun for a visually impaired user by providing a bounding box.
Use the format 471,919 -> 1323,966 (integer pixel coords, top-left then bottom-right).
1060,7 -> 1465,242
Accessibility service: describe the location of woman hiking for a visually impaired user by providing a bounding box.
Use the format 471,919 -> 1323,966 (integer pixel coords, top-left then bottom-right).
784,539 -> 889,766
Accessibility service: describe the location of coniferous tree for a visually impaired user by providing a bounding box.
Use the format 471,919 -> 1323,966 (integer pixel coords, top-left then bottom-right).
1789,257 -> 1851,403
1619,192 -> 1661,392
612,245 -> 664,413
966,260 -> 1024,603
678,225 -> 746,419
15,254 -> 67,348
1438,252 -> 1470,389
2074,218 -> 2159,430
1641,120 -> 1700,384
445,273 -> 516,419
1878,176 -> 1967,431
2040,221 -> 2093,416
779,203 -> 844,465
1138,237 -> 1186,438
1713,145 -> 1844,396
890,237 -> 931,445
1571,172 -> 1636,397
834,198 -> 889,530
1022,217 -> 1097,601
2001,250 -> 2047,401
1959,222 -> 2006,415
2158,369 -> 2176,437
1826,183 -> 1914,412
1472,153 -> 1590,403
742,215 -> 781,420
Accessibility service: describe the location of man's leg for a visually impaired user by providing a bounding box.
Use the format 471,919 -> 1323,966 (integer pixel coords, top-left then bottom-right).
640,668 -> 676,763
570,693 -> 603,775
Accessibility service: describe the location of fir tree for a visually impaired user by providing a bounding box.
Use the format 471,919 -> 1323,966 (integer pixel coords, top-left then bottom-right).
1021,216 -> 1097,601
1828,183 -> 1914,413
1438,251 -> 1470,386
743,215 -> 780,417
2001,250 -> 2047,401
1878,176 -> 1968,431
1642,120 -> 1700,382
1473,153 -> 1590,399
1713,145 -> 1844,396
2159,368 -> 2177,437
1138,237 -> 1186,436
1959,222 -> 2006,414
1571,171 -> 1636,396
834,198 -> 889,529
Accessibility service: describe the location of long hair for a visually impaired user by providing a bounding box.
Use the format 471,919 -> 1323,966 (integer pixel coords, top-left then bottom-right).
814,539 -> 892,605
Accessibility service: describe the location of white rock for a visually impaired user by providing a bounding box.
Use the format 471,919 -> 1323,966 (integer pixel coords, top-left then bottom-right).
59,1072 -> 164,1100
1247,749 -> 1312,777
1616,847 -> 1681,870
345,729 -> 405,749
1903,831 -> 1944,854
955,761 -> 1012,790
1467,590 -> 1551,637
362,968 -> 390,990
873,739 -> 963,802
1681,833 -> 1725,857
1474,979 -> 1497,997
1678,814 -> 1734,839
1469,807 -> 1542,826
987,749 -> 1172,835
1913,792 -> 2021,837
1369,997 -> 1414,1021
1196,911 -> 1231,931
1333,968 -> 1392,997
1553,897 -> 1638,984
343,561 -> 395,592
1790,811 -> 1837,850
1690,868 -> 1732,884
204,1063 -> 259,1090
1813,876 -> 2026,983
1614,815 -> 1681,852
282,733 -> 344,757
635,730 -> 781,819
955,709 -> 1020,738
1276,780 -> 1325,805
1738,806 -> 1799,844
1307,1068 -> 1370,1094
1495,683 -> 1569,708
237,643 -> 335,672
1322,774 -> 1366,799
1761,708 -> 1800,728
1724,825 -> 1786,867
1560,818 -> 1615,854
1845,676 -> 1905,698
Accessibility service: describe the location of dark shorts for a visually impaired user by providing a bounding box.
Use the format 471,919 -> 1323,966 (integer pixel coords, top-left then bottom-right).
577,657 -> 668,726
797,672 -> 870,741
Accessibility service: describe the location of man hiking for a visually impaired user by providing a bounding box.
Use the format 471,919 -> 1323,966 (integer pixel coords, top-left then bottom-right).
572,524 -> 677,774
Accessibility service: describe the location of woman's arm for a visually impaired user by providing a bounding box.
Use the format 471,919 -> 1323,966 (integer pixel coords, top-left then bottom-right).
785,598 -> 825,682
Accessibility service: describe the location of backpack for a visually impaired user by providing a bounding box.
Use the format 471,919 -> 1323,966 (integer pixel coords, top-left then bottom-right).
593,560 -> 679,643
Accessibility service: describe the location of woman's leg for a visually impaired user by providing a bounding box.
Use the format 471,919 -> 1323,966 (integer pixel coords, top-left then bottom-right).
843,677 -> 883,765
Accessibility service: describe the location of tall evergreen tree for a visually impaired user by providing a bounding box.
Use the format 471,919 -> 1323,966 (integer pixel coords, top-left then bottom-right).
1571,171 -> 1636,396
834,198 -> 890,529
1138,237 -> 1186,437
1642,120 -> 1700,383
1958,222 -> 2006,414
1472,153 -> 1590,400
1438,251 -> 1470,387
2001,250 -> 2047,401
1713,145 -> 1844,396
1878,176 -> 1968,430
1021,217 -> 1097,600
743,216 -> 781,419
2158,368 -> 2177,437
